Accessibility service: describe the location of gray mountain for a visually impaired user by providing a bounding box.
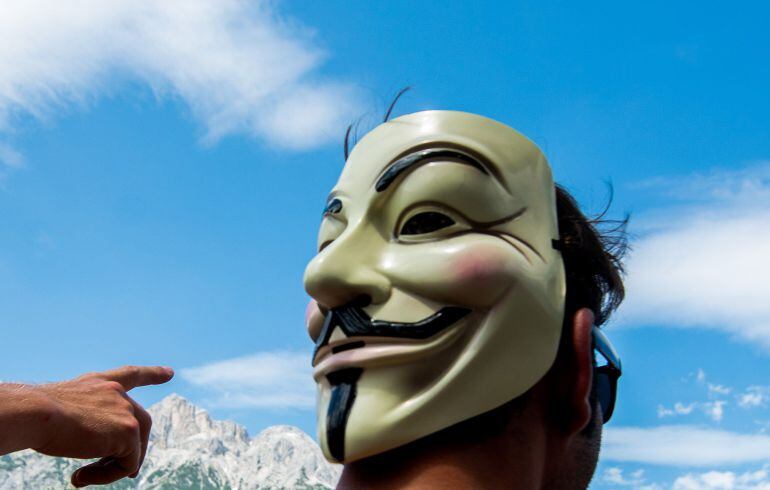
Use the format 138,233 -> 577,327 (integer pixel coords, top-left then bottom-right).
0,394 -> 341,489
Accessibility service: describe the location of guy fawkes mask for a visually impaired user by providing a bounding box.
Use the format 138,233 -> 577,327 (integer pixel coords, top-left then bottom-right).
304,110 -> 565,463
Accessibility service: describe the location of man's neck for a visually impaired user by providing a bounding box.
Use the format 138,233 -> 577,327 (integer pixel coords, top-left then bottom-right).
336,414 -> 548,490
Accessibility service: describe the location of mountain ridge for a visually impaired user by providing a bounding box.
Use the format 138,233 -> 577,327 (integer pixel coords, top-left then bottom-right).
0,394 -> 341,489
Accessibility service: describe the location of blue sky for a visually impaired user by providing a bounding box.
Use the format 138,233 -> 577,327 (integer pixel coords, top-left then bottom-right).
1,1 -> 769,488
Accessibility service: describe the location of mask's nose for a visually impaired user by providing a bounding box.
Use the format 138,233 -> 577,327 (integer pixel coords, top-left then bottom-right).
303,236 -> 391,315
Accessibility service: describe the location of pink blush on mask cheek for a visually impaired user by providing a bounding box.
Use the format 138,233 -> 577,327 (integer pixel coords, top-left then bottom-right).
449,247 -> 512,303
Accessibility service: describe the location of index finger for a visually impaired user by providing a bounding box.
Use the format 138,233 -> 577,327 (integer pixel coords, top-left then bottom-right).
99,365 -> 174,391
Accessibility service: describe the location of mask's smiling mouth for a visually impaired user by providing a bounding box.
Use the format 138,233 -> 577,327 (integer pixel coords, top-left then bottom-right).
311,305 -> 472,372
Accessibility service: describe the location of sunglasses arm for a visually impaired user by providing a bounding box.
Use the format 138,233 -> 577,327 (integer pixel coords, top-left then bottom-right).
592,325 -> 622,375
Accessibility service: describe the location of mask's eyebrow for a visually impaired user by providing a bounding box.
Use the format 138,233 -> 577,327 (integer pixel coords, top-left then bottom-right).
375,147 -> 490,193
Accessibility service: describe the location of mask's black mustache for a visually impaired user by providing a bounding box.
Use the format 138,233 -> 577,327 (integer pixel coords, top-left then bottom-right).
313,304 -> 471,359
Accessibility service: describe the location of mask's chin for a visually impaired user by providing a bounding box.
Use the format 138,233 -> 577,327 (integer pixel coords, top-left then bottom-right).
318,292 -> 563,463
316,310 -> 481,463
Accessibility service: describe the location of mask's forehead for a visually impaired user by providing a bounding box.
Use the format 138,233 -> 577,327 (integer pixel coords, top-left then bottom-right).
335,111 -> 555,221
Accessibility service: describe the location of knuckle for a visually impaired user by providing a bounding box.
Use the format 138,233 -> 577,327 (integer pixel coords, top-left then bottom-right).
120,399 -> 134,413
121,417 -> 140,434
124,365 -> 141,376
104,381 -> 124,392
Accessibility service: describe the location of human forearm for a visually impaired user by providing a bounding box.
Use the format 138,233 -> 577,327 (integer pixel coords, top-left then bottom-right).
0,383 -> 55,455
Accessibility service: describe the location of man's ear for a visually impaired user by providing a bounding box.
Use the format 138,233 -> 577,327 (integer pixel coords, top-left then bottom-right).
562,308 -> 595,435
570,308 -> 594,433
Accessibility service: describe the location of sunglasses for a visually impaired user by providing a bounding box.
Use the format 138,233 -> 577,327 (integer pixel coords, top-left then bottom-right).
592,326 -> 622,423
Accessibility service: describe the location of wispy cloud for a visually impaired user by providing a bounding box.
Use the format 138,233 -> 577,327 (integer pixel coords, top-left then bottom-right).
673,464 -> 770,490
603,425 -> 770,466
0,142 -> 24,168
657,400 -> 726,423
738,386 -> 770,409
703,401 -> 727,423
0,0 -> 361,166
657,369 -> 733,423
658,402 -> 696,418
656,370 -> 770,426
180,350 -> 315,409
601,464 -> 770,490
709,384 -> 733,397
620,162 -> 770,349
601,467 -> 662,489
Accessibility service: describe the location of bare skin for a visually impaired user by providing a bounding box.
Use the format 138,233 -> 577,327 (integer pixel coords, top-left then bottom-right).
0,365 -> 174,488
337,309 -> 597,490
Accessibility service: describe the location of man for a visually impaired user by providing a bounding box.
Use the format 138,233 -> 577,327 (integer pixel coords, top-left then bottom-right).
303,110 -> 625,489
0,365 -> 174,488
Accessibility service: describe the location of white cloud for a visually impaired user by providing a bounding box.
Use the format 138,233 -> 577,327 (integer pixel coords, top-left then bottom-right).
0,0 -> 361,166
620,162 -> 770,349
601,467 -> 661,488
602,466 -> 634,485
710,384 -> 733,396
604,464 -> 770,490
656,371 -> 770,424
0,142 -> 24,168
603,425 -> 770,466
658,371 -> 733,422
704,401 -> 727,422
657,401 -> 727,422
180,350 -> 315,409
739,387 -> 770,409
673,464 -> 770,490
658,402 -> 696,418
741,393 -> 766,409
757,421 -> 770,435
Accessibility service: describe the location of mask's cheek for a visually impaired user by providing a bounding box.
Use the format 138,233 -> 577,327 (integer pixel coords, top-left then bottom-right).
382,238 -> 526,308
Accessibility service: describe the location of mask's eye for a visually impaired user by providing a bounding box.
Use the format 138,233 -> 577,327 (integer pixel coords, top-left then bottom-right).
400,211 -> 455,235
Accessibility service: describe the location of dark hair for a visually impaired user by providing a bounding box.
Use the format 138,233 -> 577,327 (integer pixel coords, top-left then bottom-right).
555,184 -> 628,327
344,87 -> 411,160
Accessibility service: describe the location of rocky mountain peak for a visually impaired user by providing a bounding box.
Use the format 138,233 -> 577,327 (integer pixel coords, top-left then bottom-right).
0,394 -> 340,489
149,393 -> 250,451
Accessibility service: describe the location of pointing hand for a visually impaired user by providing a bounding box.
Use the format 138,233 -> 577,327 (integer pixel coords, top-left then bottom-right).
30,365 -> 174,488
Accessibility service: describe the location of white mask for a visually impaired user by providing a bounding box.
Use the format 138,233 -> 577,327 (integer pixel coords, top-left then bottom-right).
304,110 -> 565,463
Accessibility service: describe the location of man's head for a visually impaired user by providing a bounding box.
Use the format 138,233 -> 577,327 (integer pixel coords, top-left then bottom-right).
304,110 -> 570,463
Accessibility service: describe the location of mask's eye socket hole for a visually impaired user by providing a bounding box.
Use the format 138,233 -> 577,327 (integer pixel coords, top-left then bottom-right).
323,198 -> 342,216
400,211 -> 456,236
